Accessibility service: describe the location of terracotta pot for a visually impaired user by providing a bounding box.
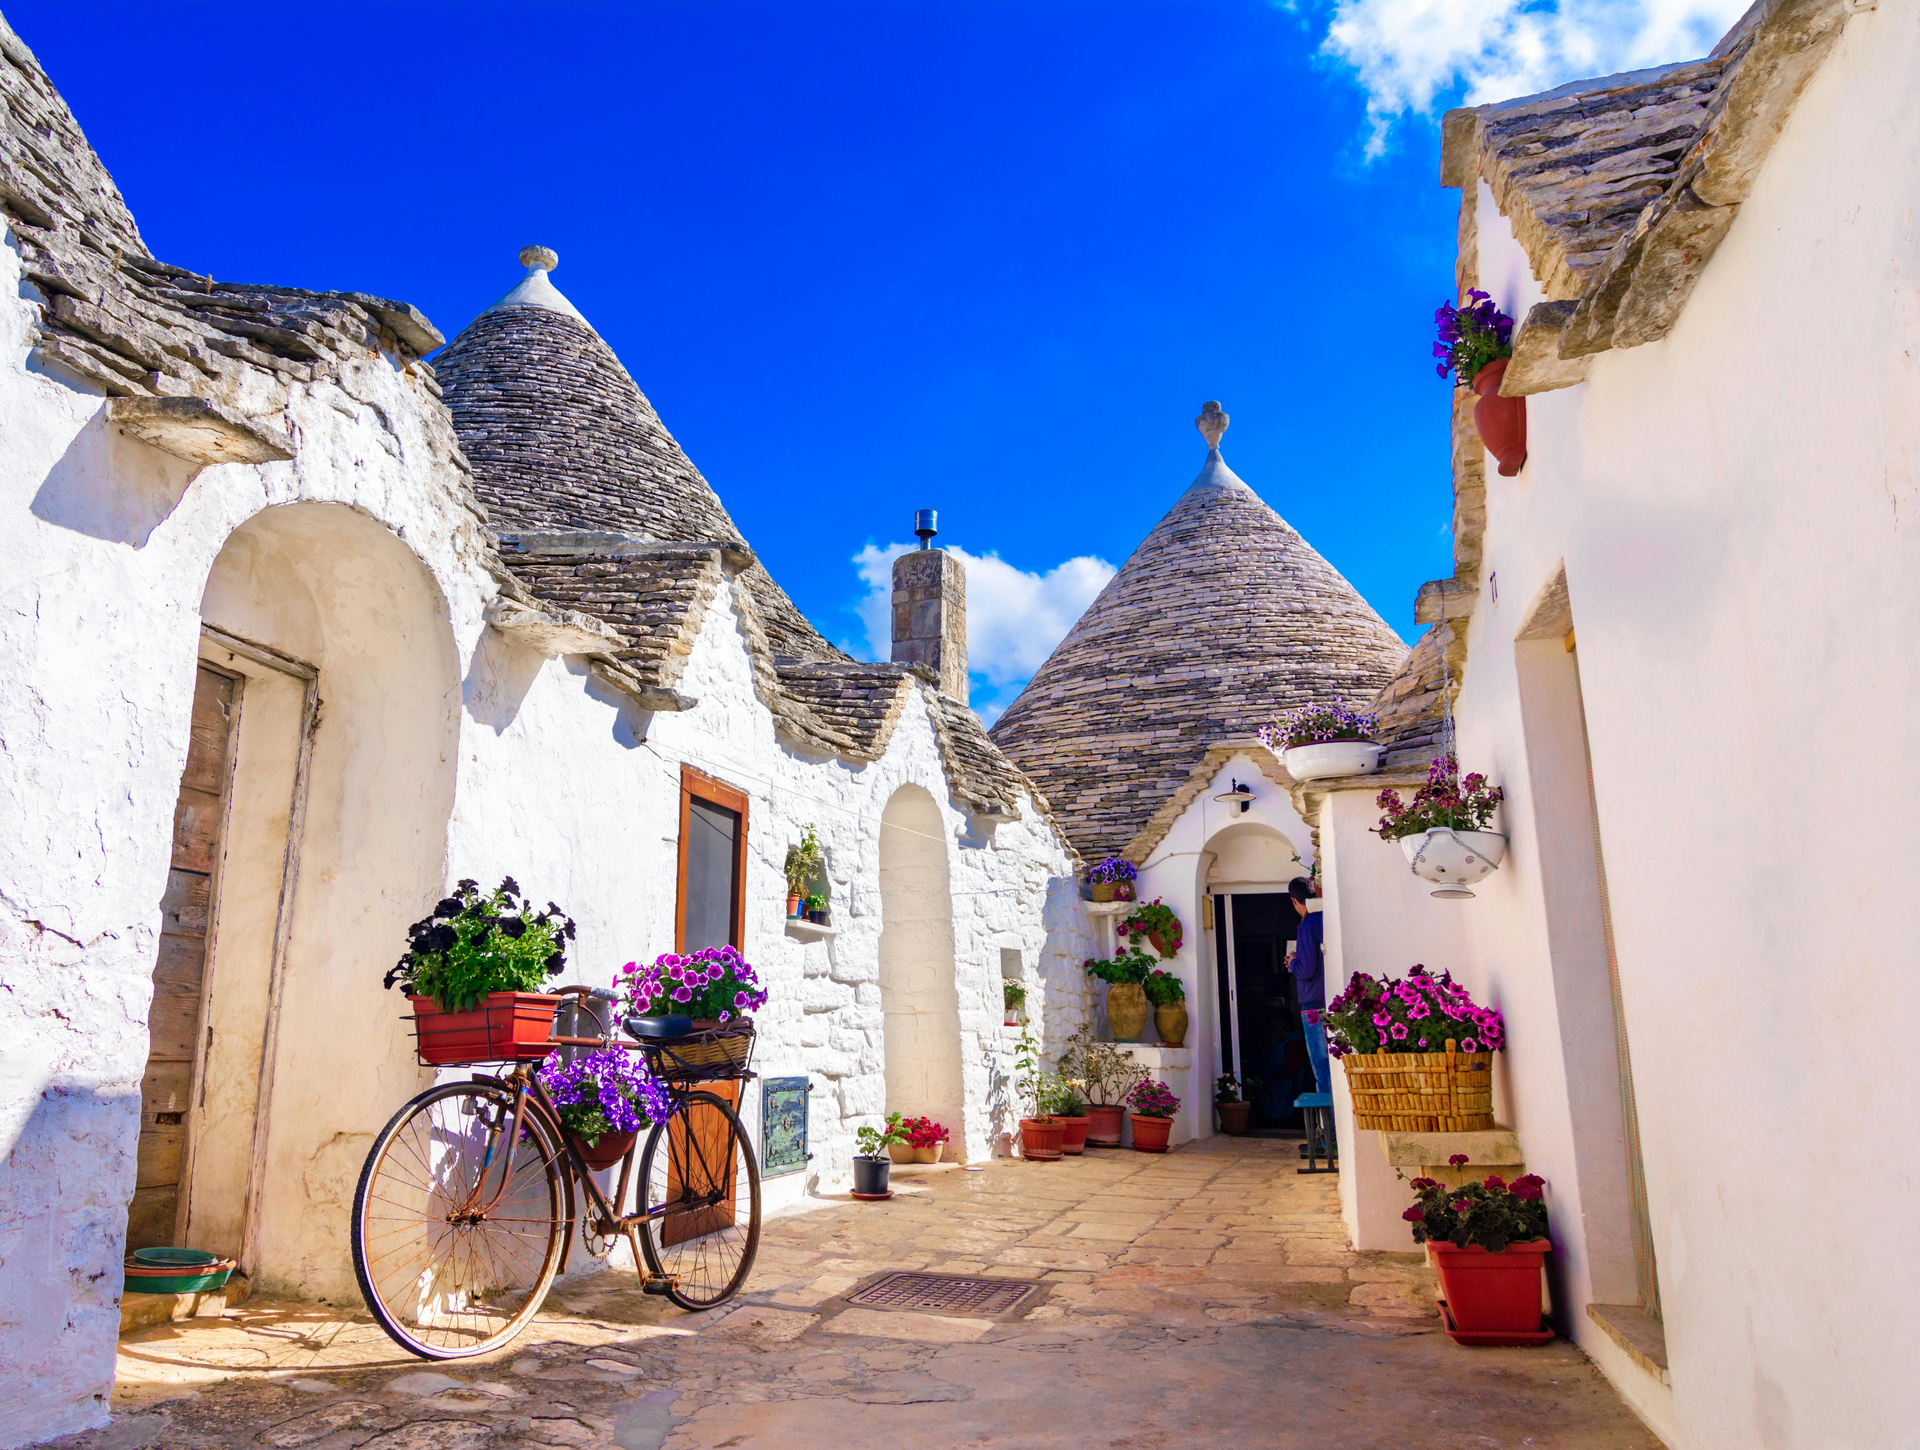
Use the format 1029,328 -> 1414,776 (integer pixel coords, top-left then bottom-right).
570,1130 -> 637,1170
1019,1117 -> 1065,1161
1215,1100 -> 1252,1135
888,1142 -> 944,1165
1105,982 -> 1149,1041
1129,1114 -> 1174,1153
1428,1240 -> 1551,1333
1085,1104 -> 1127,1146
786,893 -> 802,917
851,1155 -> 891,1196
1056,1115 -> 1090,1155
1147,930 -> 1179,959
1154,1003 -> 1188,1047
410,992 -> 561,1065
1471,358 -> 1527,477
1089,882 -> 1117,903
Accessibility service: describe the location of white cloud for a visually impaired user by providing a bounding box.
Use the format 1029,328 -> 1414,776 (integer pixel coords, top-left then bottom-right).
1316,0 -> 1750,156
847,542 -> 1117,719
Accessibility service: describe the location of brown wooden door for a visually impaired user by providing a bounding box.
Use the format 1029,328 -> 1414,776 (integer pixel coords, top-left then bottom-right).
130,665 -> 236,1251
660,1082 -> 740,1247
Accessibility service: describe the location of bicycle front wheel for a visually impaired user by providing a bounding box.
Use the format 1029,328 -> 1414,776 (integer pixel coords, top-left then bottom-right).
351,1079 -> 568,1359
636,1088 -> 761,1309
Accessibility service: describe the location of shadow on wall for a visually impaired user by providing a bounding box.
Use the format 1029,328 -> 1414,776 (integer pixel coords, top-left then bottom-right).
29,406 -> 199,548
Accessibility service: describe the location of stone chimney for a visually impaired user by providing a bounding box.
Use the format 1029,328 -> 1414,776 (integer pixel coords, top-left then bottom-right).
891,509 -> 968,703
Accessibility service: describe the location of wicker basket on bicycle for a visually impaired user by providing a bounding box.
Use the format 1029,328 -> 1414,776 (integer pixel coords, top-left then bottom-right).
1341,1039 -> 1493,1132
640,1019 -> 756,1081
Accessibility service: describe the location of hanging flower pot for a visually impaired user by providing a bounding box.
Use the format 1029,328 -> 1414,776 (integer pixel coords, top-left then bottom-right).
1260,704 -> 1385,780
1402,828 -> 1509,898
1471,359 -> 1527,477
1376,755 -> 1506,900
1284,740 -> 1384,780
570,1130 -> 638,1170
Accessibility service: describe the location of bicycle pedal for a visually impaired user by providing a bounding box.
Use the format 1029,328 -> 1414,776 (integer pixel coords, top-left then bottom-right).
641,1275 -> 678,1296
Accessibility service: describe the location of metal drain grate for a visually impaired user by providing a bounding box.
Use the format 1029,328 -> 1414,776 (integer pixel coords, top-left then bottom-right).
844,1270 -> 1043,1318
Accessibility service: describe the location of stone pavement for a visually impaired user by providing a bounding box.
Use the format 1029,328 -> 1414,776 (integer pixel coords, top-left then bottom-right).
89,1137 -> 1658,1450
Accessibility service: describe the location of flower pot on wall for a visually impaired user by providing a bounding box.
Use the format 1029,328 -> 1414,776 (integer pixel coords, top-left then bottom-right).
1283,740 -> 1385,781
1105,983 -> 1150,1042
1057,1115 -> 1090,1155
1215,1101 -> 1252,1136
1429,1240 -> 1550,1333
1130,1115 -> 1174,1153
1085,1104 -> 1126,1146
1470,358 -> 1527,477
1154,1003 -> 1189,1047
1400,829 -> 1508,898
1019,1118 -> 1065,1161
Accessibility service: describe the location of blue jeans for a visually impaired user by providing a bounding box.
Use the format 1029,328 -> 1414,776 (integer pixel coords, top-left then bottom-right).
1302,1011 -> 1330,1093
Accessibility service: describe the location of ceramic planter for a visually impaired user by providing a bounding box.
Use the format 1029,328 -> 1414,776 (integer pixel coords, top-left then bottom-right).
1085,1104 -> 1127,1146
1399,828 -> 1508,897
1057,1115 -> 1090,1155
410,992 -> 562,1065
1019,1117 -> 1065,1161
888,1142 -> 944,1165
1154,1003 -> 1189,1047
571,1130 -> 637,1170
786,893 -> 802,917
1470,358 -> 1527,477
1283,740 -> 1384,781
1428,1240 -> 1550,1334
851,1155 -> 892,1196
1105,982 -> 1150,1041
1129,1114 -> 1174,1153
1215,1100 -> 1252,1135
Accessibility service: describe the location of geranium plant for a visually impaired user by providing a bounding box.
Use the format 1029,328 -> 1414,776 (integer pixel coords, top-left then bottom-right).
1119,900 -> 1183,958
899,1116 -> 949,1150
1084,951 -> 1153,986
1088,856 -> 1137,886
537,1047 -> 672,1147
1058,1026 -> 1146,1106
1126,1078 -> 1180,1119
1374,754 -> 1504,841
1319,964 -> 1505,1057
1403,1162 -> 1547,1251
1434,290 -> 1514,387
384,877 -> 576,1011
617,945 -> 768,1025
1258,703 -> 1379,751
1142,968 -> 1185,1007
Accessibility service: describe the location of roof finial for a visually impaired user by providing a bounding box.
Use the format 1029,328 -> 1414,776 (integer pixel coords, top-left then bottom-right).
1196,400 -> 1228,451
518,244 -> 559,274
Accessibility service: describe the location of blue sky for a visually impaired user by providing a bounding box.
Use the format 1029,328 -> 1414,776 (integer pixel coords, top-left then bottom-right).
11,0 -> 1742,721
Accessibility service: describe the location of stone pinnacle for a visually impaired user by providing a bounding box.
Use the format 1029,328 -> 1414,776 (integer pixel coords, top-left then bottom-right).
1196,400 -> 1229,450
519,244 -> 559,273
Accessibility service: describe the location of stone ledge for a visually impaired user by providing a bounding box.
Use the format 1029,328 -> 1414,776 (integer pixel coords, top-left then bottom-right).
484,595 -> 626,657
107,396 -> 294,466
1587,1302 -> 1670,1384
1380,1126 -> 1522,1168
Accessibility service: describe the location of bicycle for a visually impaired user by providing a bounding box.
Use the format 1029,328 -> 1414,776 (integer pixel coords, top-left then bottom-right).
350,985 -> 762,1359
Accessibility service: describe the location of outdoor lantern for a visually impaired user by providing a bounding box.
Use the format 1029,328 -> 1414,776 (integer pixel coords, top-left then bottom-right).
1213,779 -> 1255,815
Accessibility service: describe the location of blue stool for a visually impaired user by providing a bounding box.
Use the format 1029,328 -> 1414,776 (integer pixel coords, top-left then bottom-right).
1294,1092 -> 1337,1174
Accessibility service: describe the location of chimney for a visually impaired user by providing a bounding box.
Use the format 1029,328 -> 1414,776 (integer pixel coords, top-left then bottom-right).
891,509 -> 968,703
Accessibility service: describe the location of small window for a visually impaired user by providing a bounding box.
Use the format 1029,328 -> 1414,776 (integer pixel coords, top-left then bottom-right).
677,766 -> 748,952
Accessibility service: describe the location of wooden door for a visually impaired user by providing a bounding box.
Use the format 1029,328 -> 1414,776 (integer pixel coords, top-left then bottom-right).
130,665 -> 236,1251
660,1081 -> 741,1247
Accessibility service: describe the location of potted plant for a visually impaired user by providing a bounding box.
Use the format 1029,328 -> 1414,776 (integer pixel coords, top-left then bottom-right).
888,1115 -> 950,1164
1143,969 -> 1188,1047
1087,856 -> 1137,903
1405,1164 -> 1551,1341
1374,754 -> 1507,898
1322,965 -> 1502,1131
1126,1077 -> 1180,1153
1003,978 -> 1027,1027
853,1114 -> 907,1197
1049,1075 -> 1090,1155
616,944 -> 769,1070
1084,951 -> 1153,1041
1214,1073 -> 1252,1135
1259,703 -> 1384,781
1014,1029 -> 1064,1161
1435,289 -> 1525,476
536,1047 -> 673,1169
1118,899 -> 1183,960
784,824 -> 821,917
1059,1026 -> 1146,1146
384,877 -> 575,1064
804,893 -> 829,924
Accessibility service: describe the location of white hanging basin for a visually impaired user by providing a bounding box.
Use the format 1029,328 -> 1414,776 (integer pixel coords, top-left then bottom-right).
1283,740 -> 1384,780
1399,828 -> 1507,898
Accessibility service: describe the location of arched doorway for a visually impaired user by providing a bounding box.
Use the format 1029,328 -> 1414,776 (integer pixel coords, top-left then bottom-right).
1203,822 -> 1312,1132
137,502 -> 460,1302
877,785 -> 964,1151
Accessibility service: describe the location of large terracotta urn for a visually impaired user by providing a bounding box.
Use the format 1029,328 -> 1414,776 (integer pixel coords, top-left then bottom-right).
1105,983 -> 1149,1042
1154,1003 -> 1189,1047
1471,358 -> 1527,477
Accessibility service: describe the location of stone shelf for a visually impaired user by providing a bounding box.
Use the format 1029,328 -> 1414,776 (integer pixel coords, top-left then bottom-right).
1084,900 -> 1135,917
784,918 -> 837,941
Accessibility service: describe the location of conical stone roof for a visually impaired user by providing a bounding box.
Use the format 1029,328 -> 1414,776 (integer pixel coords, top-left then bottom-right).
989,405 -> 1410,864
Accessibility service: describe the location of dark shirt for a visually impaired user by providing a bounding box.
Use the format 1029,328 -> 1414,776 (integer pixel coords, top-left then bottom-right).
1291,909 -> 1326,1010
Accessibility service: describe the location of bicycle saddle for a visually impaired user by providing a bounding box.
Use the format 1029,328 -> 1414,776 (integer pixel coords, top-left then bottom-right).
623,1013 -> 694,1041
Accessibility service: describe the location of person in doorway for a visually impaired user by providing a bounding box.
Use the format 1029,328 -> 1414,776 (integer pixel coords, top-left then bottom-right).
1288,877 -> 1330,1095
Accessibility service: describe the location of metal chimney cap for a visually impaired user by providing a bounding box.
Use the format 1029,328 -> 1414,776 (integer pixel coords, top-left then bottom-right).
914,509 -> 938,548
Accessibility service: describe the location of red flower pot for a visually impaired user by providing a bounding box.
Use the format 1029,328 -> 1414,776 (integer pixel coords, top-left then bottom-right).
1085,1104 -> 1127,1147
410,992 -> 561,1065
1019,1117 -> 1065,1161
1057,1115 -> 1090,1155
570,1130 -> 638,1170
1129,1114 -> 1174,1153
1215,1100 -> 1252,1136
1471,358 -> 1527,477
1428,1240 -> 1550,1333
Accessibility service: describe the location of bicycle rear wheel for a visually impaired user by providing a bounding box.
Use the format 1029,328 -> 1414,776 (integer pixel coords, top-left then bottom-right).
636,1088 -> 761,1310
351,1079 -> 568,1358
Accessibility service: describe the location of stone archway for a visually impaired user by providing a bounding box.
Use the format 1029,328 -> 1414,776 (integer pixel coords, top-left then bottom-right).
877,785 -> 964,1148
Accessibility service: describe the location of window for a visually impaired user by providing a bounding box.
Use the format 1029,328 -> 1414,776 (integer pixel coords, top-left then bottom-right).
677,765 -> 748,953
